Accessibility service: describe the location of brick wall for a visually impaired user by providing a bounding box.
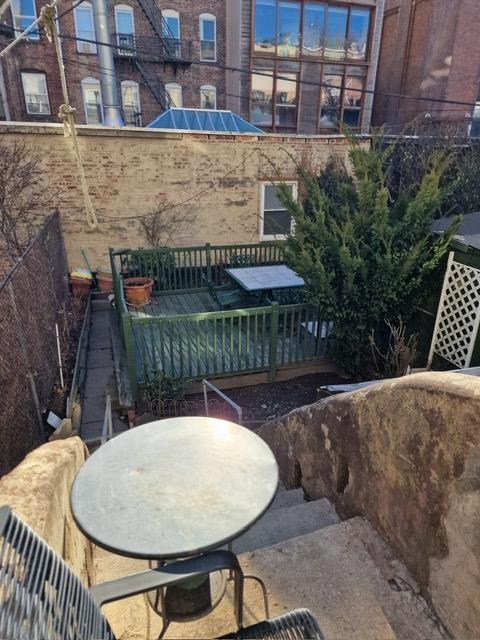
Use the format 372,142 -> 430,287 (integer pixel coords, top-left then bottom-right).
1,0 -> 227,126
0,122 -> 360,269
373,0 -> 480,127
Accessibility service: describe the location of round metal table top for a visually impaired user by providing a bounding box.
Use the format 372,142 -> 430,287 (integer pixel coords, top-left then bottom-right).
71,417 -> 279,559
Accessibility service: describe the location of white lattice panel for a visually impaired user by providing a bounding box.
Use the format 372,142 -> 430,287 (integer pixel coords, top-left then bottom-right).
428,252 -> 480,369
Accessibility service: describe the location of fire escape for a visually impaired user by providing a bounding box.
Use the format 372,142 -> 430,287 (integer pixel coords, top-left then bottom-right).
113,0 -> 192,114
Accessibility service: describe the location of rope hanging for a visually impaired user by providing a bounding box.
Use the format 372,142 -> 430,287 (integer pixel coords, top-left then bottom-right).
41,3 -> 98,230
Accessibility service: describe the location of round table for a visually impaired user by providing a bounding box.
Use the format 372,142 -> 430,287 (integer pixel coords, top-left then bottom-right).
71,417 -> 278,558
71,417 -> 278,627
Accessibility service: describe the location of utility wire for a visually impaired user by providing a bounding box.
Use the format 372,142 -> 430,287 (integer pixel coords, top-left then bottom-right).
55,33 -> 480,111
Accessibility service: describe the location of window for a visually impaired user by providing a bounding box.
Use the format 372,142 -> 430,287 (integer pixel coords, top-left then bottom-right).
115,5 -> 135,55
200,84 -> 216,109
162,9 -> 181,59
324,6 -> 348,60
275,73 -> 297,127
11,0 -> 39,39
319,65 -> 365,131
251,68 -> 274,126
277,1 -> 300,58
303,2 -> 325,57
165,82 -> 182,108
199,13 -> 216,61
74,2 -> 96,53
254,0 -> 275,54
121,80 -> 141,126
260,182 -> 297,240
21,71 -> 50,114
347,8 -> 370,61
81,78 -> 103,124
320,65 -> 343,129
250,60 -> 298,129
162,8 -> 180,39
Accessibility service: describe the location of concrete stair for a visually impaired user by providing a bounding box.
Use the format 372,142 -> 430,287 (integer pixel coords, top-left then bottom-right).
97,507 -> 445,640
234,493 -> 339,554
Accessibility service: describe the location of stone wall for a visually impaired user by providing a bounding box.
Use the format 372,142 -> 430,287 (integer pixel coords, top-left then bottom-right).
0,123 -> 358,269
0,437 -> 93,585
257,372 -> 480,640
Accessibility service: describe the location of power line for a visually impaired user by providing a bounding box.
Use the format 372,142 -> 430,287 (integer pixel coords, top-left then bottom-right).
55,33 -> 480,111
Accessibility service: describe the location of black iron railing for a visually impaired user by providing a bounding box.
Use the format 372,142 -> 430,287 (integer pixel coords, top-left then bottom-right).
112,33 -> 193,64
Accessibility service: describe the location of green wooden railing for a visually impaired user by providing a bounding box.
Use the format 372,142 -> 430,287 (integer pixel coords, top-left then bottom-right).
123,303 -> 331,394
110,242 -> 284,293
110,243 -> 332,400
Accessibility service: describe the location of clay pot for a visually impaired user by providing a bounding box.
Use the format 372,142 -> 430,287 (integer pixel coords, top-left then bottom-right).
96,270 -> 113,293
123,277 -> 154,306
70,276 -> 91,298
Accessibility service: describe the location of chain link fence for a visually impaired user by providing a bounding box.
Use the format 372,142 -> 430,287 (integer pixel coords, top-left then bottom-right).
0,212 -> 70,476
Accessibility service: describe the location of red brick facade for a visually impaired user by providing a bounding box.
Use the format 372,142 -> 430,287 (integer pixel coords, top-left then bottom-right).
373,0 -> 480,128
0,0 -> 226,125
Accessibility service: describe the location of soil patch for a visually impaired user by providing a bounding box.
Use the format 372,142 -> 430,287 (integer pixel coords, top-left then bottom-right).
189,372 -> 346,423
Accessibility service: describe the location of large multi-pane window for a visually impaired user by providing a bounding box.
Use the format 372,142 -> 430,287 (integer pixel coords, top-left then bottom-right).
11,0 -> 39,39
251,0 -> 371,132
254,0 -> 371,61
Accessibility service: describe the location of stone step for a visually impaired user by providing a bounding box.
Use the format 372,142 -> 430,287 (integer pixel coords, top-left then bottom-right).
233,498 -> 339,554
98,517 -> 443,640
269,487 -> 305,511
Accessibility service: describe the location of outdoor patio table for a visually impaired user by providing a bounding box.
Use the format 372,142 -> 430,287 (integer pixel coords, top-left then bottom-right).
225,264 -> 305,302
70,417 -> 278,625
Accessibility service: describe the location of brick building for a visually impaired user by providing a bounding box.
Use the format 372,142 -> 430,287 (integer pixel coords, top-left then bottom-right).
226,0 -> 385,134
373,0 -> 480,133
0,0 -> 226,125
0,0 -> 385,133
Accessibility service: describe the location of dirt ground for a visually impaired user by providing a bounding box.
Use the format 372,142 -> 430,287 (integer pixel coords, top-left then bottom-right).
190,372 -> 346,423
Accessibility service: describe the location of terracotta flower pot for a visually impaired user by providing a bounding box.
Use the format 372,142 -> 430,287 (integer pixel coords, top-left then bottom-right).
123,277 -> 154,306
96,270 -> 113,293
70,276 -> 91,298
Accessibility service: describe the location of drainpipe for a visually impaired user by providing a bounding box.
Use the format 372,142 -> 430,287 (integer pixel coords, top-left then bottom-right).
92,0 -> 124,126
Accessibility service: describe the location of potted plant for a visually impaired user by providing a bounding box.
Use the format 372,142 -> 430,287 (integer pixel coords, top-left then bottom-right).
123,277 -> 154,306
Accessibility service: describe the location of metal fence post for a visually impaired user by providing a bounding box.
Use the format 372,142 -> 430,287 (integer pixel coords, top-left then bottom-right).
268,302 -> 279,381
122,314 -> 138,400
206,243 -> 212,282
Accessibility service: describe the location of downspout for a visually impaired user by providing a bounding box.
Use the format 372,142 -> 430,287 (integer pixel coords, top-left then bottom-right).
92,0 -> 123,126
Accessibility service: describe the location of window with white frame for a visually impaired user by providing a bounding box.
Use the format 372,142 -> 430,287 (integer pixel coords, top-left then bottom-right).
74,2 -> 97,53
259,181 -> 296,240
165,82 -> 182,108
81,78 -> 103,124
162,8 -> 180,38
200,84 -> 216,109
121,80 -> 141,125
21,71 -> 50,114
199,13 -> 216,61
11,0 -> 39,39
115,4 -> 135,55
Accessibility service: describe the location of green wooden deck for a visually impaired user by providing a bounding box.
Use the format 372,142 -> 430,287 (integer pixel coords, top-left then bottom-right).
127,292 -> 329,383
127,291 -> 219,317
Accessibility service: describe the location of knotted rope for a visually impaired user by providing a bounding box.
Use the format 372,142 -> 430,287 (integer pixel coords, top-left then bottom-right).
41,3 -> 98,229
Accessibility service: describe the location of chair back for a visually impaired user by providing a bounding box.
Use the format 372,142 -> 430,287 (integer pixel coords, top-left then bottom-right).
230,254 -> 253,268
0,505 -> 114,640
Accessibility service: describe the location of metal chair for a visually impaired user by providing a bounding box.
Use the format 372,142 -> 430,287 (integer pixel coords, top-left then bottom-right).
202,274 -> 244,310
0,505 -> 244,640
222,608 -> 325,639
230,254 -> 254,268
0,506 -> 324,640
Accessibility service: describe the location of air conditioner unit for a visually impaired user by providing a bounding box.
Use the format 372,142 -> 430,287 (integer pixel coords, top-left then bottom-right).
78,41 -> 96,54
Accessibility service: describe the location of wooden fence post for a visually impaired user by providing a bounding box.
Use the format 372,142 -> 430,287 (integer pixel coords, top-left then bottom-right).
206,243 -> 212,282
122,314 -> 138,400
269,302 -> 279,381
